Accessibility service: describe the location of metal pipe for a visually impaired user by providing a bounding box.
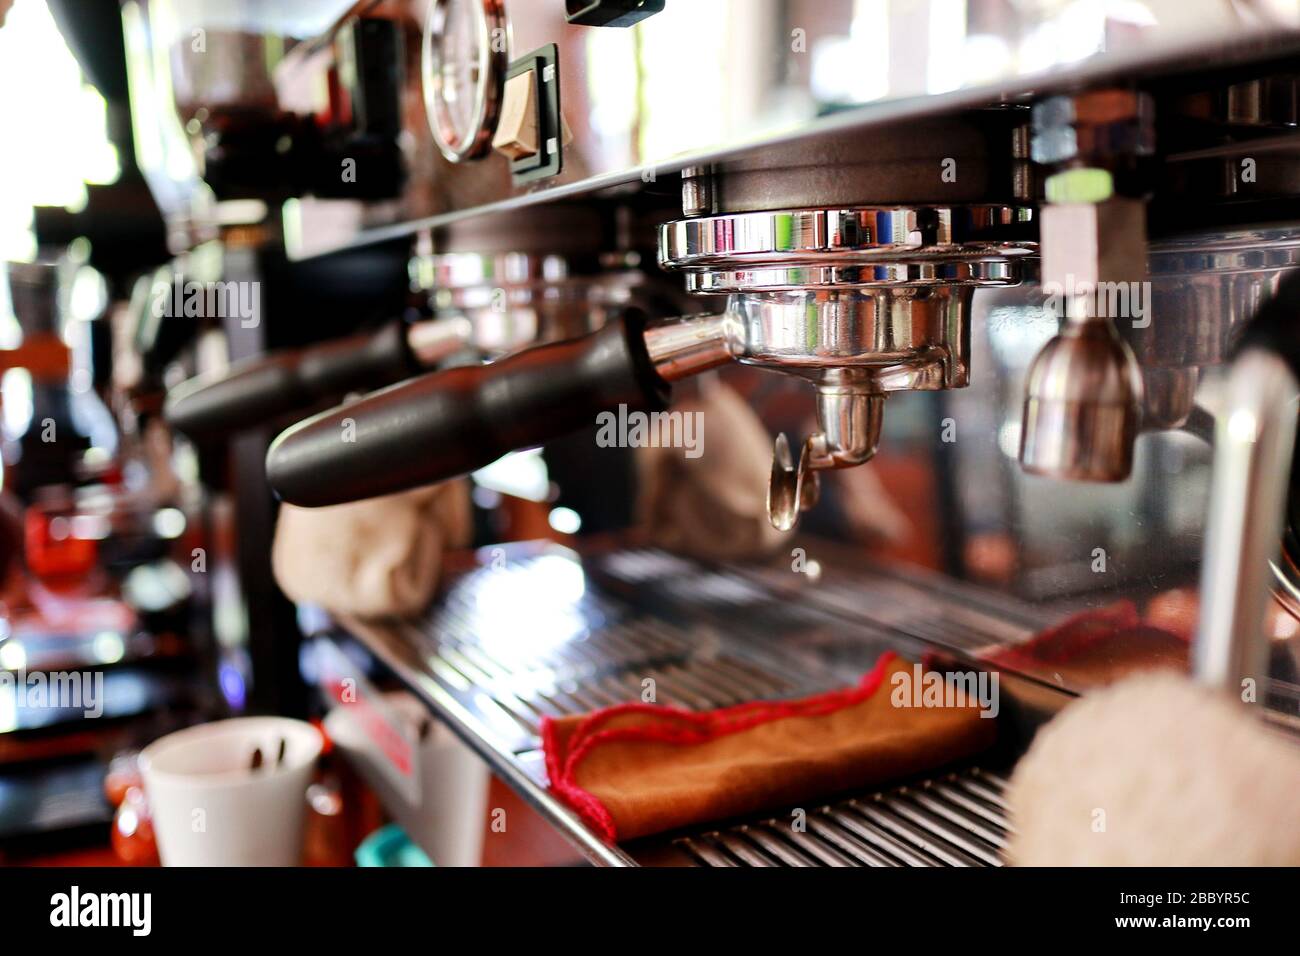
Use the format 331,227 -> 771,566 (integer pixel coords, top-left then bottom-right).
643,312 -> 738,382
1194,347 -> 1299,698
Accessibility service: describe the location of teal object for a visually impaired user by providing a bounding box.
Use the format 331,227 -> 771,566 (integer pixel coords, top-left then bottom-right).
355,824 -> 436,867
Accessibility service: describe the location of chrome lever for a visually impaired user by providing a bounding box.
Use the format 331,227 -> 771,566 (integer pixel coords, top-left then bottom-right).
768,433 -> 821,532
767,385 -> 884,530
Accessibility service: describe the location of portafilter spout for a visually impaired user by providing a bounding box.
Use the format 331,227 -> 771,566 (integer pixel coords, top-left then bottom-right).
769,378 -> 885,531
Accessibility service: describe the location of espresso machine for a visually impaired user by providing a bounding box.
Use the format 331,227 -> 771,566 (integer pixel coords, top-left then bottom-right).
148,0 -> 1300,866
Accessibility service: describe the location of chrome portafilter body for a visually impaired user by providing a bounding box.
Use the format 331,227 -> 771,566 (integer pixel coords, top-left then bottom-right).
656,205 -> 1035,529
411,247 -> 648,358
410,202 -> 673,361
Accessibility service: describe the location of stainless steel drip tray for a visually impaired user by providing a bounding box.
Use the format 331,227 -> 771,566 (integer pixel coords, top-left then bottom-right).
630,767 -> 1012,867
333,540 -> 1045,866
508,745 -> 1011,867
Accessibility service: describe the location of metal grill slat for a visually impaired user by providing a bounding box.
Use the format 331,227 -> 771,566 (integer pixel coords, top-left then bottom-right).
435,645 -> 496,686
661,663 -> 736,709
481,691 -> 544,734
739,826 -> 819,867
955,775 -> 1010,810
638,668 -> 693,709
913,785 -> 1009,846
530,689 -> 578,717
777,825 -> 858,867
668,767 -> 1014,868
710,655 -> 791,696
667,662 -> 742,707
612,670 -> 655,703
822,807 -> 935,866
674,838 -> 736,867
847,799 -> 984,867
973,768 -> 1011,791
708,832 -> 777,867
427,651 -> 475,691
807,815 -> 897,867
574,680 -> 624,708
447,640 -> 512,680
652,666 -> 716,710
595,673 -> 638,705
589,627 -> 654,663
882,794 -> 1004,865
557,682 -> 604,711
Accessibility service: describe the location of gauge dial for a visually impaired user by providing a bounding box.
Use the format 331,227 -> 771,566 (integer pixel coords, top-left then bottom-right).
423,0 -> 508,163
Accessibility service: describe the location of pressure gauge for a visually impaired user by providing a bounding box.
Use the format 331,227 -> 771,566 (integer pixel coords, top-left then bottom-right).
422,0 -> 509,163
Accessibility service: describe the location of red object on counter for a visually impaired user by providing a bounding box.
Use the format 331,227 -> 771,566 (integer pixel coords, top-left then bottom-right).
110,787 -> 159,866
984,600 -> 1189,688
104,753 -> 144,807
22,506 -> 97,584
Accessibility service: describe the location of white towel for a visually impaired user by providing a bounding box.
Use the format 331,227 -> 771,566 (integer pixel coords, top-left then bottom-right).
1006,671 -> 1300,865
636,383 -> 792,561
272,480 -> 471,619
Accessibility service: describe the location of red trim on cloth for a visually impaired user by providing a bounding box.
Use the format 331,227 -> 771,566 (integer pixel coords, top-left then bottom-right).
541,650 -> 898,843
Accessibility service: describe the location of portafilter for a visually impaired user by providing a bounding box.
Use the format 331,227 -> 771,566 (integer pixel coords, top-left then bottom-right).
266,205 -> 1034,527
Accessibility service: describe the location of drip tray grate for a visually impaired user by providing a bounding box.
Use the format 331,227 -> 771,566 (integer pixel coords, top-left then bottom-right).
666,768 -> 1011,867
337,543 -> 1031,866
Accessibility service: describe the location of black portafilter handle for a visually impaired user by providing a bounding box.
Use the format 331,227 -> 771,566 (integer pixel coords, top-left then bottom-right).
1234,267 -> 1300,373
265,312 -> 670,507
164,319 -> 423,439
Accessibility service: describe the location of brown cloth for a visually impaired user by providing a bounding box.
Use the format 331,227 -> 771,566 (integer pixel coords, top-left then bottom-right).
543,653 -> 996,842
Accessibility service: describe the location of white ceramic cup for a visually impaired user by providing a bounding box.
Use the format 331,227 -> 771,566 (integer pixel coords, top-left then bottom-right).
140,717 -> 323,866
